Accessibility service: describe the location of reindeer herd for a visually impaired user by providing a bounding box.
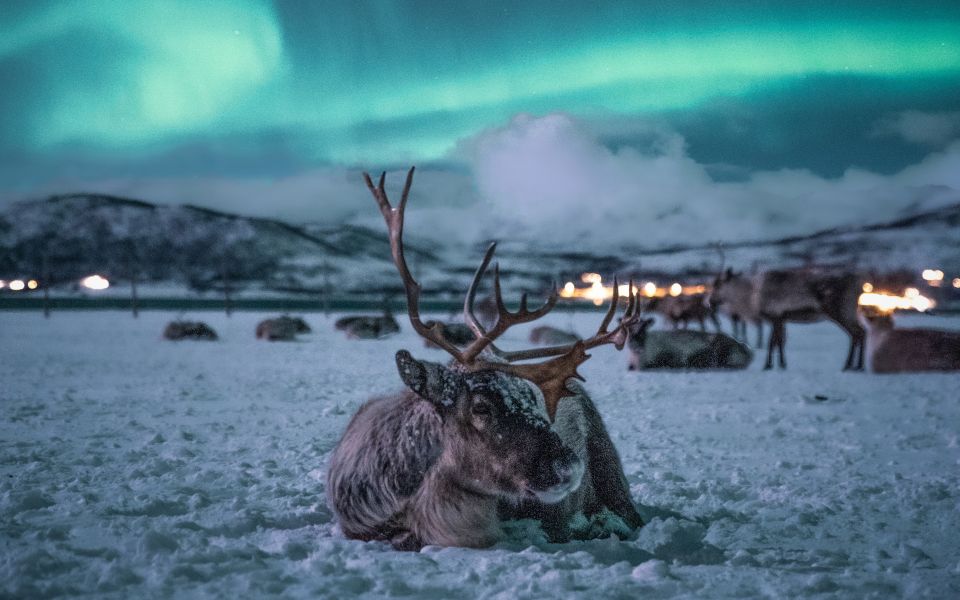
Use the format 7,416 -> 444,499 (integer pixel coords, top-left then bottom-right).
152,166 -> 959,553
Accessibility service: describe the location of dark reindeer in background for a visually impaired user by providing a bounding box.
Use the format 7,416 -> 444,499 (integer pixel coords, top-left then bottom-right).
334,304 -> 401,339
859,309 -> 960,373
626,318 -> 752,370
256,315 -> 311,341
163,320 -> 218,341
529,325 -> 581,346
327,168 -> 644,550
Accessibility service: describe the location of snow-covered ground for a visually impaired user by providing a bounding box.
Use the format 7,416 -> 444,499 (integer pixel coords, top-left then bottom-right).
1,310 -> 958,598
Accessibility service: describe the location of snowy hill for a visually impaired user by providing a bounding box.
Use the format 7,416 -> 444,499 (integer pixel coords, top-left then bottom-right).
1,193 -> 958,300
0,194 -> 437,298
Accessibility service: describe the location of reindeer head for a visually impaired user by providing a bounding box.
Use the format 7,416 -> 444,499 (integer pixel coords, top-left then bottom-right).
858,306 -> 894,332
708,267 -> 739,309
394,350 -> 583,502
364,167 -> 641,502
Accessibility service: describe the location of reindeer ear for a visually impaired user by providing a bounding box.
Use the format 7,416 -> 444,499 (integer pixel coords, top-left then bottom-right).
395,350 -> 461,410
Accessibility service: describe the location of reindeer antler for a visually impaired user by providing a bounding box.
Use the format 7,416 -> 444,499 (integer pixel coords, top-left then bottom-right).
364,167 -> 641,420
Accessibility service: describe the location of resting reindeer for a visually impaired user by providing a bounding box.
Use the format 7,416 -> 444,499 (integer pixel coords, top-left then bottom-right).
334,305 -> 400,339
713,268 -> 864,370
422,320 -> 476,348
163,320 -> 218,341
529,325 -> 581,346
256,315 -> 311,341
626,318 -> 752,370
327,168 -> 644,550
859,309 -> 960,373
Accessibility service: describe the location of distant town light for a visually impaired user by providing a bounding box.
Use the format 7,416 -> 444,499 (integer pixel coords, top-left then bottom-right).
669,283 -> 682,297
80,275 -> 110,290
643,282 -> 657,297
581,272 -> 602,284
0,280 -> 6,289
953,278 -> 960,289
9,279 -> 25,291
859,289 -> 935,313
27,279 -> 38,290
921,269 -> 944,282
862,282 -> 873,293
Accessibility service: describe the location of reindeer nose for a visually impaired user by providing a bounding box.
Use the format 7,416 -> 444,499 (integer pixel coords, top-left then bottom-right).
552,459 -> 576,486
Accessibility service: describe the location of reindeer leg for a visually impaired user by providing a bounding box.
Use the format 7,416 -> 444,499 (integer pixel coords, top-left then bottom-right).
763,321 -> 777,370
857,333 -> 865,370
698,316 -> 706,332
755,320 -> 763,349
842,334 -> 856,371
777,321 -> 787,369
583,406 -> 644,533
710,312 -> 721,334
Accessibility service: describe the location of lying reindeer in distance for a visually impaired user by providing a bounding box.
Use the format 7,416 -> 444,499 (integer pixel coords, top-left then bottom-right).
529,325 -> 581,346
256,315 -> 311,341
327,167 -> 644,550
422,320 -> 475,348
334,305 -> 400,340
163,320 -> 218,341
708,268 -> 763,348
626,318 -> 752,370
645,293 -> 720,332
859,309 -> 960,373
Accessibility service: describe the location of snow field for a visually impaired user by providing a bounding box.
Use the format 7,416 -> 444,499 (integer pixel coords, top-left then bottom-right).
1,310 -> 958,598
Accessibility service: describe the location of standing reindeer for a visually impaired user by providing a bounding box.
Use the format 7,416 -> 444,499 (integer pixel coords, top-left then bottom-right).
708,268 -> 763,348
713,269 -> 864,370
859,309 -> 960,373
327,168 -> 644,550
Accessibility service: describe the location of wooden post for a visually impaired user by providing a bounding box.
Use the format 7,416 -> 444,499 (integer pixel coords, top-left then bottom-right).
221,258 -> 233,317
41,254 -> 50,319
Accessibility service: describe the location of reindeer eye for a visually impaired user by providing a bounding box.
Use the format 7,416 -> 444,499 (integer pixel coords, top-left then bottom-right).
471,401 -> 492,417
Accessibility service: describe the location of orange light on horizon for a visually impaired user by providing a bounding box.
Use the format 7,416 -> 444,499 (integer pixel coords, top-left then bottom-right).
27,280 -> 38,290
859,289 -> 935,313
862,282 -> 873,293
561,274 -> 705,303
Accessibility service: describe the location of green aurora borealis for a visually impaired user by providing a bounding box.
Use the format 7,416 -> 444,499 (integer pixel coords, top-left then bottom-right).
1,0 -> 959,197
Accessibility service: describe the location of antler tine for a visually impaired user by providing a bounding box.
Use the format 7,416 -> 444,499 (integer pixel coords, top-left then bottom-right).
597,276 -> 620,333
363,167 -> 467,362
464,242 -> 498,340
460,250 -> 559,363
399,166 -> 415,212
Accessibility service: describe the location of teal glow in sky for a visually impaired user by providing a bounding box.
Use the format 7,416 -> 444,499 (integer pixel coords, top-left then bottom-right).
1,1 -> 959,210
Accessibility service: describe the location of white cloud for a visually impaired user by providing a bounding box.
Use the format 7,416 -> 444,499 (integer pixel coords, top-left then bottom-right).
458,113 -> 960,249
872,110 -> 960,146
6,114 -> 959,253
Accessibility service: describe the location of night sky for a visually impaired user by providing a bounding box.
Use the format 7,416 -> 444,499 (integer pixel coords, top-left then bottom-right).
2,1 -> 959,245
